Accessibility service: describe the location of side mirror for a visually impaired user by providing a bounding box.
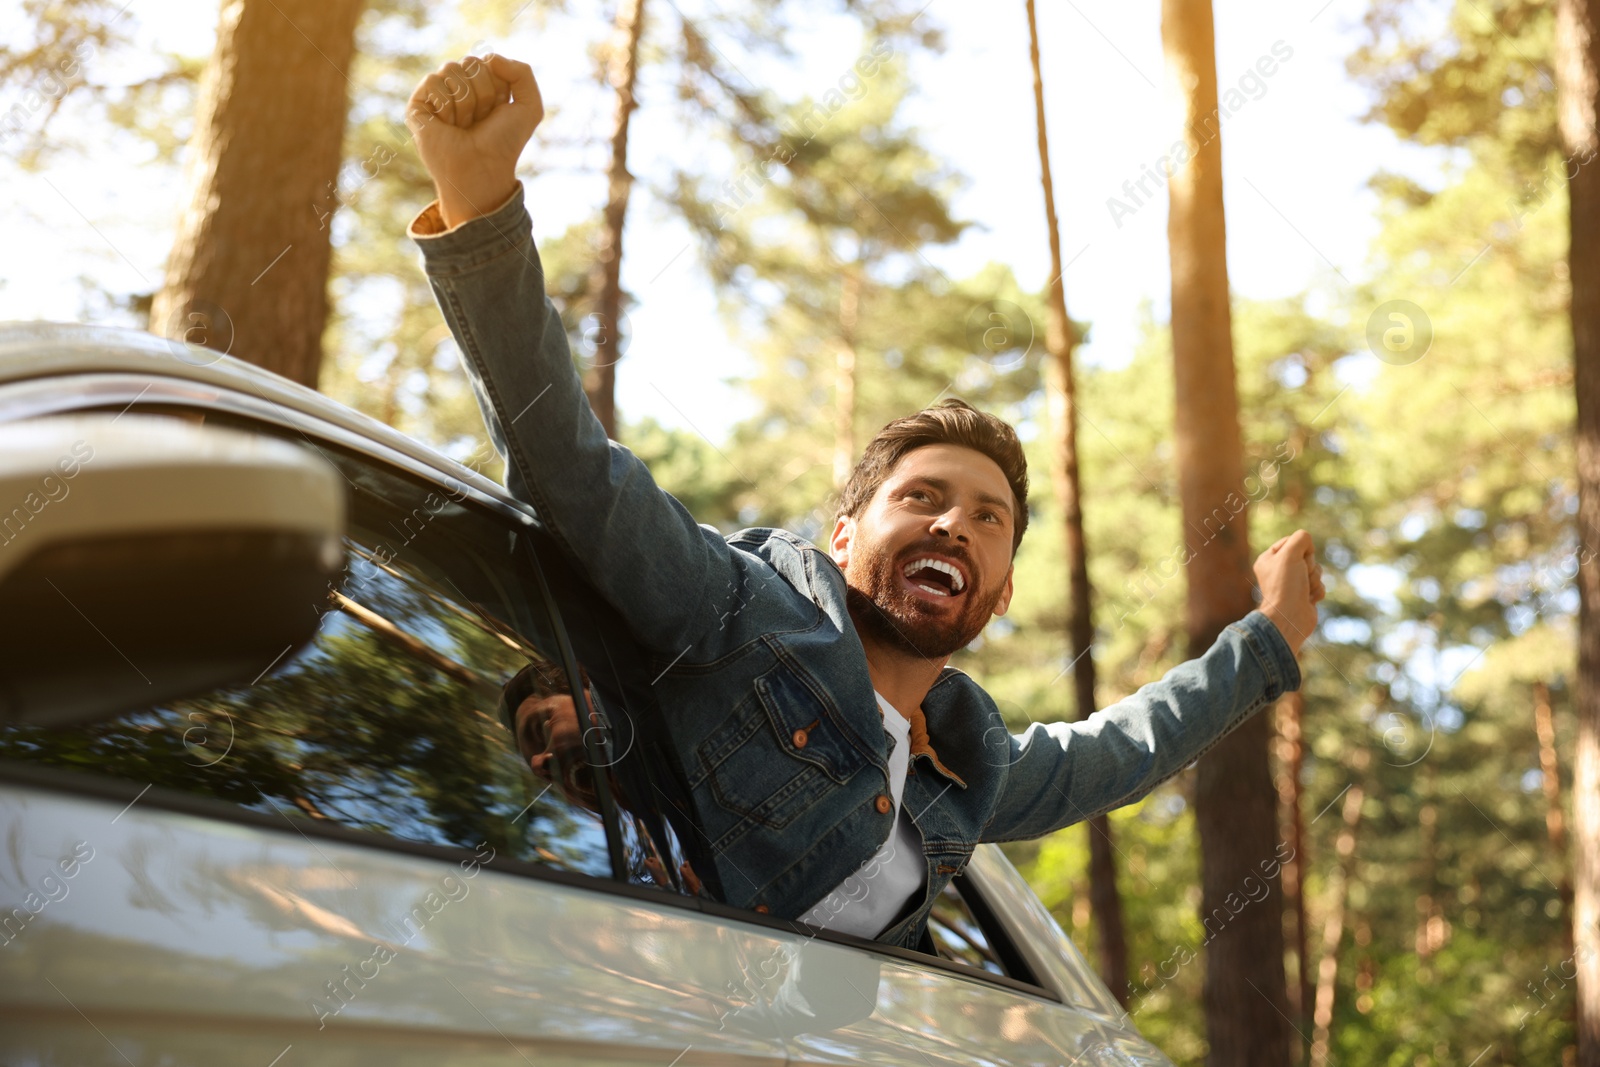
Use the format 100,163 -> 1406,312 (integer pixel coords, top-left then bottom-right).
0,414 -> 346,726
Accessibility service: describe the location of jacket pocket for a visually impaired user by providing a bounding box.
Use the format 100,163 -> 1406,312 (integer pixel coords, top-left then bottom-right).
693,662 -> 870,831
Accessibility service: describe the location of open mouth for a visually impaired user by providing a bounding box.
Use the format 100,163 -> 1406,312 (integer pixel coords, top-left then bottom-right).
901,556 -> 967,599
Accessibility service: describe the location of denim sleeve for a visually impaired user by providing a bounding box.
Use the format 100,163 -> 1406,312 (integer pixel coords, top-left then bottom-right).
981,610 -> 1302,843
412,187 -> 734,657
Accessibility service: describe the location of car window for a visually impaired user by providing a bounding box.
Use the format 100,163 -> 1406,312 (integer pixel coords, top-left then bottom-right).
928,877 -> 1008,976
0,441 -> 612,879
528,549 -> 713,899
924,870 -> 1050,990
580,677 -> 700,894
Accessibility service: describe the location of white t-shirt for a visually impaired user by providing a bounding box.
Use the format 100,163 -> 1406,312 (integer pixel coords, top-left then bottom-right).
799,693 -> 927,938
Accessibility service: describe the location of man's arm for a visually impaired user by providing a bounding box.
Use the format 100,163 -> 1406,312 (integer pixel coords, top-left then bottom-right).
405,55 -> 744,656
982,532 -> 1324,841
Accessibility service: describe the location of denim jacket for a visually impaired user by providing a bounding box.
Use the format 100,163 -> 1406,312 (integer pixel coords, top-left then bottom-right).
411,187 -> 1302,950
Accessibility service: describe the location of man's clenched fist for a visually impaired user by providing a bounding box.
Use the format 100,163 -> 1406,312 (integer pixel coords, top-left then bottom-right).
406,54 -> 543,229
1254,529 -> 1325,657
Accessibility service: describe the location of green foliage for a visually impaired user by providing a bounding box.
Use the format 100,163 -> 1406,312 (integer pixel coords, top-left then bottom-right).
1348,0 -> 1560,168
665,55 -> 1043,537
624,414 -> 746,528
317,0 -> 935,463
1295,2 -> 1579,1063
0,0 -> 149,167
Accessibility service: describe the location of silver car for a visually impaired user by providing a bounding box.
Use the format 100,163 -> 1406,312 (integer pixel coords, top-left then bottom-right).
0,322 -> 1174,1067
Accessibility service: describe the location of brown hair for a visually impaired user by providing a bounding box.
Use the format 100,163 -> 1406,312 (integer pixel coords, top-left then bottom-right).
837,398 -> 1029,553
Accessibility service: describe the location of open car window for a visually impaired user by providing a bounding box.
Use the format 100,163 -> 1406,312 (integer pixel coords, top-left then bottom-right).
929,878 -> 1007,975
526,545 -> 713,900
926,871 -> 1045,988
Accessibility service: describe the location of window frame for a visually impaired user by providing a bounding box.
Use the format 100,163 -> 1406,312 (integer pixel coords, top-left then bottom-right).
942,870 -> 1046,987
0,372 -> 1065,1005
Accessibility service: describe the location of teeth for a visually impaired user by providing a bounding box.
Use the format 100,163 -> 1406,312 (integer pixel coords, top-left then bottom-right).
903,557 -> 965,593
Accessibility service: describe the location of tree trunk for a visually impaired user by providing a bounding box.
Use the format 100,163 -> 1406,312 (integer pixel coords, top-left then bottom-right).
1275,407 -> 1312,1052
1308,753 -> 1368,1067
1535,680 -> 1577,962
1560,0 -> 1600,1059
833,269 -> 861,489
1413,763 -> 1450,960
1535,680 -> 1579,1064
1161,1 -> 1290,1061
585,0 -> 647,440
1274,692 -> 1312,1039
150,0 -> 366,388
1025,0 -> 1129,1005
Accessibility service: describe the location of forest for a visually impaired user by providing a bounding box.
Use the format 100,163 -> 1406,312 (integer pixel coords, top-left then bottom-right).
2,0 -> 1598,1063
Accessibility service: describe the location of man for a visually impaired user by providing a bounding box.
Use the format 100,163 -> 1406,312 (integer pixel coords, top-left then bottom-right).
403,53 -> 1324,951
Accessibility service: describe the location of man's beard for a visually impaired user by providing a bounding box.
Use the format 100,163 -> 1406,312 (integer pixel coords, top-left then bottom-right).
845,538 -> 1004,661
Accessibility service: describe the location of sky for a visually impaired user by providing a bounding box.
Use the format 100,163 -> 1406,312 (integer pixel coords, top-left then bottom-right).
0,0 -> 1454,448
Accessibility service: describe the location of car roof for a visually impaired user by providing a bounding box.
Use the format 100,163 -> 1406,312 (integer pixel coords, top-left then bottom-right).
0,320 -> 525,520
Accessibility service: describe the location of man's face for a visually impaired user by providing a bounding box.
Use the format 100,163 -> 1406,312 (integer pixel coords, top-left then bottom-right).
830,443 -> 1016,661
513,692 -> 599,810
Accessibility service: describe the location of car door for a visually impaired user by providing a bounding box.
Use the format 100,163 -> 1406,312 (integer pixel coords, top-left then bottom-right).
957,846 -> 1179,1066
538,581 -> 1152,1067
0,396 -> 789,1067
764,871 -> 1119,1066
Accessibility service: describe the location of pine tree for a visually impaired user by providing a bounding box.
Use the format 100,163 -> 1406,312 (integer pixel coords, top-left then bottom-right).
150,0 -> 368,387
1560,0 -> 1600,1059
1161,1 -> 1290,1060
1024,0 -> 1127,1006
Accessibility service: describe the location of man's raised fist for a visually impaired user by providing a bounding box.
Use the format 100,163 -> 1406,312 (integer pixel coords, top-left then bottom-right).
1253,529 -> 1325,657
406,54 -> 543,229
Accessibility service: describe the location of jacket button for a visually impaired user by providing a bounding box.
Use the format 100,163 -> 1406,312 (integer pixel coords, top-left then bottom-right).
755,904 -> 770,914
874,794 -> 892,815
792,729 -> 808,748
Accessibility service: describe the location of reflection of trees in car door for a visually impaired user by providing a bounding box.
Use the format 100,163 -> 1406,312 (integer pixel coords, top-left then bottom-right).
0,453 -> 615,881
